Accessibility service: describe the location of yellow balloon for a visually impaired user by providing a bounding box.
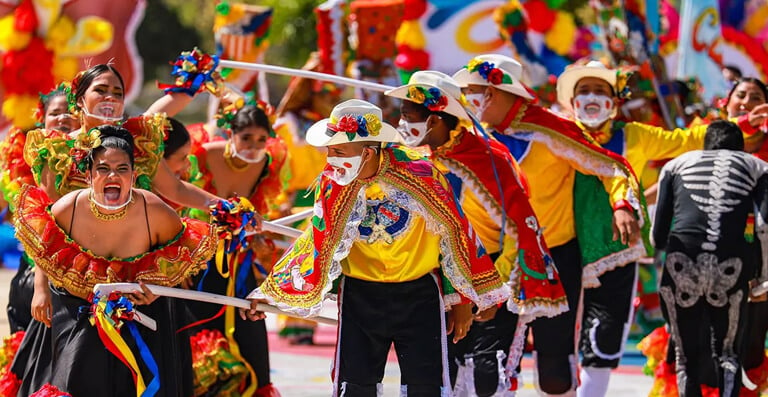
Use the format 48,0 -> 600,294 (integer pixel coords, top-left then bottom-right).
3,95 -> 40,130
395,20 -> 426,50
45,15 -> 75,51
53,56 -> 80,82
0,15 -> 32,52
544,12 -> 576,56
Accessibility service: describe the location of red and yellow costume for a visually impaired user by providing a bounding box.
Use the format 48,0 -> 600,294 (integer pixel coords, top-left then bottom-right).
24,114 -> 167,196
492,100 -> 650,285
253,146 -> 509,316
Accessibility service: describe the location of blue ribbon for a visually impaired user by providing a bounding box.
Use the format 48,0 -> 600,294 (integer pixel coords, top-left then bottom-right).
127,322 -> 160,397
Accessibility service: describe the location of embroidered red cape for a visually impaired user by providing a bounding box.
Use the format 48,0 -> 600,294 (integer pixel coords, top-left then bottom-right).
256,146 -> 510,317
434,127 -> 568,320
14,186 -> 217,298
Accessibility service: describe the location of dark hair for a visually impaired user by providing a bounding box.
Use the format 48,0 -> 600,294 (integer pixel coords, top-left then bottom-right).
726,77 -> 768,105
404,100 -> 460,131
74,64 -> 125,109
231,105 -> 271,134
704,120 -> 744,151
163,118 -> 190,158
724,65 -> 743,79
88,125 -> 135,169
41,88 -> 69,115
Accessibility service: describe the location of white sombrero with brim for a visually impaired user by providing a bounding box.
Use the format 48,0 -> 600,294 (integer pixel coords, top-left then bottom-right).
385,70 -> 470,121
452,54 -> 535,101
306,99 -> 400,147
556,60 -> 617,109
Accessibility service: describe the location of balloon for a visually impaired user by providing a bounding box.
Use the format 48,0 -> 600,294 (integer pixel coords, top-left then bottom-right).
395,48 -> 429,70
523,0 -> 555,33
403,0 -> 428,20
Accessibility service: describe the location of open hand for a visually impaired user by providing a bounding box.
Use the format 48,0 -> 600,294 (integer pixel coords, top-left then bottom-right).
447,303 -> 474,343
612,208 -> 640,245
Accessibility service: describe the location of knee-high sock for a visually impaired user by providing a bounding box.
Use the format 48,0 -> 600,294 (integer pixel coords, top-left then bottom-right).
576,367 -> 611,397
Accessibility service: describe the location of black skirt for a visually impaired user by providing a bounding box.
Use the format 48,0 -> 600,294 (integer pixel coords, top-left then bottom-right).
47,287 -> 194,397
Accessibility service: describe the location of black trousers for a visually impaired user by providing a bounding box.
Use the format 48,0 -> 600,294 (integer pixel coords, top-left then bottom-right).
580,262 -> 637,368
660,236 -> 752,397
529,238 -> 582,394
334,274 -> 445,397
448,305 -> 519,397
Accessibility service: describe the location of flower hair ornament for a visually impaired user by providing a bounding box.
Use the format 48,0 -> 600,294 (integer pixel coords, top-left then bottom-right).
465,58 -> 514,85
72,127 -> 102,173
35,82 -> 74,126
406,86 -> 449,112
157,48 -> 224,97
326,113 -> 382,142
215,91 -> 277,137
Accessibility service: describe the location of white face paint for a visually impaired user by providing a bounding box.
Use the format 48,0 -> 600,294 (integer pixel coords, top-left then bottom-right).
325,155 -> 364,186
396,119 -> 429,147
573,94 -> 614,128
81,102 -> 125,124
465,93 -> 487,117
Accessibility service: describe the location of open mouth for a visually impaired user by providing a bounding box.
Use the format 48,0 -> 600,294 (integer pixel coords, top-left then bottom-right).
583,103 -> 602,116
103,182 -> 122,203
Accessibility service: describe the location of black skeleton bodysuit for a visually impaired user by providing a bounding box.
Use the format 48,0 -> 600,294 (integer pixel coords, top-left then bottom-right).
653,149 -> 768,397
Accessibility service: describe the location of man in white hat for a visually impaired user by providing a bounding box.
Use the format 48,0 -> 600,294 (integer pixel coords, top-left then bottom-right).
555,60 -> 768,397
454,54 -> 649,397
243,99 -> 510,396
387,71 -> 568,396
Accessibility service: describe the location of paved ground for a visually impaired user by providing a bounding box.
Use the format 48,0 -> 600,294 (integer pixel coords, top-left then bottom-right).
0,267 -> 655,396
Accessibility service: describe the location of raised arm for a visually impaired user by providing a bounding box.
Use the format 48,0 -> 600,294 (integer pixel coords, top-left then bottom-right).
151,160 -> 221,211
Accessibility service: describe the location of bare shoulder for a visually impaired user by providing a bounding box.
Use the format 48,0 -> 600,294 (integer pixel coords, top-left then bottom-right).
139,190 -> 182,221
50,189 -> 80,227
137,190 -> 184,242
202,140 -> 226,154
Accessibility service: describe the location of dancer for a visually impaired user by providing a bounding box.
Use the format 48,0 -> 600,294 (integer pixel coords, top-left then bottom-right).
555,60 -> 739,396
653,120 -> 768,397
186,102 -> 288,397
272,52 -> 341,345
386,71 -> 568,396
244,99 -> 510,396
13,125 -> 217,396
454,54 -> 647,396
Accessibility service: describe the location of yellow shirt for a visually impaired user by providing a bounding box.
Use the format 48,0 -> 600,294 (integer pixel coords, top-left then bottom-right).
342,183 -> 441,282
581,121 -> 708,189
513,139 -> 630,248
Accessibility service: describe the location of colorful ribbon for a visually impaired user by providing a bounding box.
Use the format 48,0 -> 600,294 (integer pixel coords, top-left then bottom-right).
157,48 -> 222,97
89,293 -> 160,397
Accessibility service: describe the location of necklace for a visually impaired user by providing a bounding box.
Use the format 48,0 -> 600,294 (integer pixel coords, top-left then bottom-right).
89,193 -> 133,221
224,142 -> 250,172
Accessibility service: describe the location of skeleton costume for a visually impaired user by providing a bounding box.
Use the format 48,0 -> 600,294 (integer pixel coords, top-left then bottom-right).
653,149 -> 768,397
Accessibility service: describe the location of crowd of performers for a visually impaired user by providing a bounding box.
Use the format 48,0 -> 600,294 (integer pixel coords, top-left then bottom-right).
0,44 -> 766,397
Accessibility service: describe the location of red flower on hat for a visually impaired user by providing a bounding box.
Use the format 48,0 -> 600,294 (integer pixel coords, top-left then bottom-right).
333,115 -> 359,133
488,68 -> 505,85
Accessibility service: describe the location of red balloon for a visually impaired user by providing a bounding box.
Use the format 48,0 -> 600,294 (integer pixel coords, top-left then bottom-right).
402,0 -> 428,20
395,48 -> 429,71
523,0 -> 555,33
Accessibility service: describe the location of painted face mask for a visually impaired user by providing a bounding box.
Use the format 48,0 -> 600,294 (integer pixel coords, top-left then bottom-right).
229,140 -> 266,163
465,93 -> 487,117
325,154 -> 364,186
573,94 -> 614,128
396,119 -> 428,147
81,102 -> 125,124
